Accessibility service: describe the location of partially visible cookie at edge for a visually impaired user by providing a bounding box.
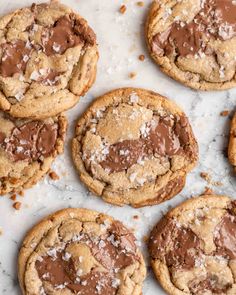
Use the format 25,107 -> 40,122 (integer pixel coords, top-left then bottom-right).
228,112 -> 236,171
72,88 -> 198,208
18,208 -> 146,295
0,1 -> 98,119
0,111 -> 67,194
146,0 -> 236,90
149,194 -> 236,295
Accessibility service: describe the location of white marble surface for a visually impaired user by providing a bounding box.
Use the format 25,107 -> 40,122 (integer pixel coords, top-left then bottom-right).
0,0 -> 236,294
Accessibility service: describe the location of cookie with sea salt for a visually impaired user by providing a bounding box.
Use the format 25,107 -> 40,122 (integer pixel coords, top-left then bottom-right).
149,194 -> 236,295
0,1 -> 98,119
72,88 -> 198,207
146,0 -> 236,90
228,112 -> 236,171
0,111 -> 67,194
18,208 -> 146,295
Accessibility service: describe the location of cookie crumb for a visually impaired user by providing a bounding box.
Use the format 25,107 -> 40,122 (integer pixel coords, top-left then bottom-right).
18,190 -> 24,197
137,1 -> 144,6
49,171 -> 59,180
129,72 -> 137,79
138,54 -> 145,61
143,235 -> 149,243
119,5 -> 127,14
203,187 -> 214,195
200,172 -> 222,186
10,194 -> 17,201
0,228 -> 2,236
13,201 -> 21,210
220,110 -> 230,117
133,215 -> 139,220
200,172 -> 210,182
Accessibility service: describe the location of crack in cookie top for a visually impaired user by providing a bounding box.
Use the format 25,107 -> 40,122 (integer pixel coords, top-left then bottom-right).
149,196 -> 236,294
72,89 -> 198,207
20,209 -> 145,295
147,0 -> 236,89
0,2 -> 97,118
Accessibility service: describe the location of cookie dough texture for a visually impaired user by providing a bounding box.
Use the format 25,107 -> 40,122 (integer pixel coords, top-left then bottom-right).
0,1 -> 98,119
149,194 -> 236,295
72,88 -> 198,207
0,112 -> 67,194
146,0 -> 236,90
228,112 -> 236,171
18,208 -> 146,295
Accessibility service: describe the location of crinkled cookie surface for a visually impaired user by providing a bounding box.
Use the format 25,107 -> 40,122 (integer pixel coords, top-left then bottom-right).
0,1 -> 98,119
18,208 -> 146,295
146,0 -> 236,90
149,195 -> 236,295
72,88 -> 198,207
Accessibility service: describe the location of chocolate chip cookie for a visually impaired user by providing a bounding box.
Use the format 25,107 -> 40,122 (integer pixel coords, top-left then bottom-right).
146,0 -> 236,90
0,1 -> 98,119
18,208 -> 146,295
0,112 -> 67,194
228,112 -> 236,171
149,194 -> 236,295
72,88 -> 198,207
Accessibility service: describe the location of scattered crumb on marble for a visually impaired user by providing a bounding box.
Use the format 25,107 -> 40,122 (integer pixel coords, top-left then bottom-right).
200,172 -> 223,186
119,5 -> 127,14
137,1 -> 144,6
13,201 -> 21,210
133,215 -> 139,220
138,54 -> 145,61
143,235 -> 148,243
49,171 -> 60,181
220,110 -> 230,117
19,190 -> 24,197
10,194 -> 17,201
0,228 -> 2,236
129,72 -> 137,79
203,186 -> 214,195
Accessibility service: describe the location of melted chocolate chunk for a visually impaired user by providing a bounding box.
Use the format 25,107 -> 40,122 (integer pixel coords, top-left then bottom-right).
0,40 -> 31,77
152,0 -> 236,57
100,116 -> 187,173
42,14 -> 95,56
36,221 -> 138,293
149,218 -> 201,269
100,140 -> 144,173
215,213 -> 236,259
91,221 -> 137,270
39,69 -> 61,86
147,117 -> 180,156
0,121 -> 57,162
36,253 -> 115,295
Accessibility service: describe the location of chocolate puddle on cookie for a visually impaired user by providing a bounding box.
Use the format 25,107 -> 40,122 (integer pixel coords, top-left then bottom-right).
0,121 -> 58,162
35,221 -> 139,294
42,14 -> 96,56
0,40 -> 32,77
149,218 -> 201,270
214,205 -> 236,259
100,116 -> 190,173
152,0 -> 236,57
